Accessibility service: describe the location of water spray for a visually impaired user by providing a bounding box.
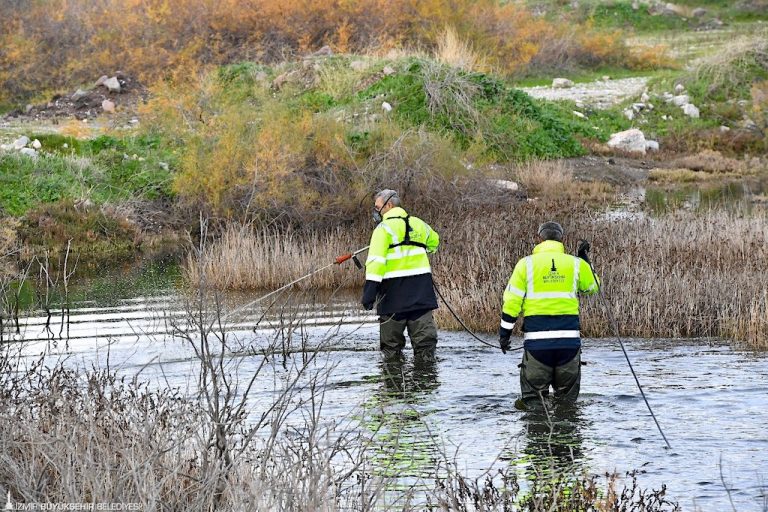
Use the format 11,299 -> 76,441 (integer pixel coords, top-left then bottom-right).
582,244 -> 672,450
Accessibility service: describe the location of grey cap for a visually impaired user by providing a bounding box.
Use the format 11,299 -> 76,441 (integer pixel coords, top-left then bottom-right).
538,221 -> 564,241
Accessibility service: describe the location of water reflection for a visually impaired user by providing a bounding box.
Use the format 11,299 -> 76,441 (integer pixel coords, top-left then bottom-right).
644,181 -> 762,214
364,357 -> 441,485
505,400 -> 588,489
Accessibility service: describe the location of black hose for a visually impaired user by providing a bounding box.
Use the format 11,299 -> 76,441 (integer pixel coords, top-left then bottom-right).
433,280 -> 524,352
584,256 -> 672,450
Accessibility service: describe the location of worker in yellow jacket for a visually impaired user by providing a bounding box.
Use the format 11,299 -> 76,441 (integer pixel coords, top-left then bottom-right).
499,221 -> 599,409
361,189 -> 440,361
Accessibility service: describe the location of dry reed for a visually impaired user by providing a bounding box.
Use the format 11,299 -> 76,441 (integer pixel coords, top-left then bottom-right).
189,204 -> 768,350
434,26 -> 487,72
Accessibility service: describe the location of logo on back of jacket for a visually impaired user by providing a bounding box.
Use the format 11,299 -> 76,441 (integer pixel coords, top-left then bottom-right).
542,259 -> 566,284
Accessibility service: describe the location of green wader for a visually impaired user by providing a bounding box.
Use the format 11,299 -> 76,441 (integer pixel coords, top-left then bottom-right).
379,310 -> 438,361
519,349 -> 581,408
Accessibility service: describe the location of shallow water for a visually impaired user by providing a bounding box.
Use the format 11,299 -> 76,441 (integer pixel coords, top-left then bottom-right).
6,265 -> 768,511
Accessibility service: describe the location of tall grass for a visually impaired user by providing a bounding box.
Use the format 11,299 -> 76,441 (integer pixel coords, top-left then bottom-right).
689,31 -> 768,101
186,225 -> 365,291
434,26 -> 487,72
0,239 -> 679,511
189,203 -> 768,350
434,207 -> 768,350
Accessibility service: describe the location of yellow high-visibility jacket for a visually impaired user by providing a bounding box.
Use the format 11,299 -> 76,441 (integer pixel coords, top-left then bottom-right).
500,240 -> 599,349
362,207 -> 439,315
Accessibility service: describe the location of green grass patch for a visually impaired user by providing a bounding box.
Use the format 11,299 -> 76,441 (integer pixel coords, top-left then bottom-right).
18,200 -> 140,258
586,1 -> 688,32
0,134 -> 175,217
357,59 -> 592,160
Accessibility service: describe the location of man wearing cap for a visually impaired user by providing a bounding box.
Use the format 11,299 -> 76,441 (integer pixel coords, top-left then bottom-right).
498,221 -> 599,409
361,189 -> 440,361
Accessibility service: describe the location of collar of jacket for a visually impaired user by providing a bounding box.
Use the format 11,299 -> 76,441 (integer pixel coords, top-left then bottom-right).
532,240 -> 565,254
383,206 -> 407,219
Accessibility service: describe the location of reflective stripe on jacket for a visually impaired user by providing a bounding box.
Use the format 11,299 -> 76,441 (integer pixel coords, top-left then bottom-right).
363,207 -> 439,315
501,240 -> 598,349
365,207 -> 438,282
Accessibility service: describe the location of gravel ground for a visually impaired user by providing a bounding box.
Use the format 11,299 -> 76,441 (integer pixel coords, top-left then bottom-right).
520,77 -> 650,109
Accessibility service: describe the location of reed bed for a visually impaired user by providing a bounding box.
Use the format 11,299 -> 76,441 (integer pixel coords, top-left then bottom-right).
186,225 -> 367,291
434,207 -> 768,350
189,204 -> 768,349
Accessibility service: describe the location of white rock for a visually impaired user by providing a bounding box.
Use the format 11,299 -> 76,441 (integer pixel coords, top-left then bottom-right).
552,78 -> 574,89
572,110 -> 586,118
607,128 -> 647,154
674,83 -> 685,94
63,143 -> 69,148
129,118 -> 139,124
350,60 -> 368,71
720,125 -> 730,132
623,108 -> 635,120
645,140 -> 660,151
671,94 -> 690,106
382,101 -> 392,112
25,104 -> 33,113
31,139 -> 41,149
491,179 -> 520,192
19,147 -> 37,157
0,144 -> 12,151
682,103 -> 700,118
71,88 -> 88,101
602,75 -> 611,81
95,75 -> 108,87
12,136 -> 29,149
632,103 -> 646,112
102,99 -> 116,113
102,76 -> 121,93
383,65 -> 396,76
159,162 -> 169,171
640,92 -> 650,103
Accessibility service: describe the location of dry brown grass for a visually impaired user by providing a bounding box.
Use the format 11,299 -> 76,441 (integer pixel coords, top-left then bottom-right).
432,206 -> 768,350
514,160 -> 575,197
189,202 -> 768,350
648,168 -> 725,183
434,26 -> 487,72
186,225 -> 366,291
513,161 -> 615,201
671,150 -> 746,174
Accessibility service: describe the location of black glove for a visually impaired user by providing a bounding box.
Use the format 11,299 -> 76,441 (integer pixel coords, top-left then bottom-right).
500,337 -> 511,354
577,239 -> 591,263
362,301 -> 374,311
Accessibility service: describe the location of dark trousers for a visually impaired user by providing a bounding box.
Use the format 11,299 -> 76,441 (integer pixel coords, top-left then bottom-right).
379,310 -> 438,361
519,348 -> 581,406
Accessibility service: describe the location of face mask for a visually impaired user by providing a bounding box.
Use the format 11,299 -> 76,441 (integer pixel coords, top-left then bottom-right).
372,193 -> 396,224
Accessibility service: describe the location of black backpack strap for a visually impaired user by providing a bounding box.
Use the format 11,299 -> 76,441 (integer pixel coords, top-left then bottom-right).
388,215 -> 428,249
